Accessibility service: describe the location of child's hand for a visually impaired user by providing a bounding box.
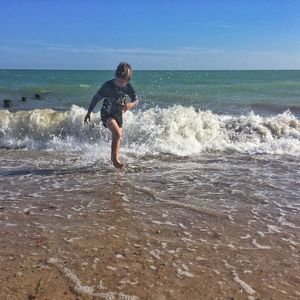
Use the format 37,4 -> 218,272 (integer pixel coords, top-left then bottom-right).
122,99 -> 139,113
122,104 -> 128,113
84,113 -> 91,124
132,98 -> 139,108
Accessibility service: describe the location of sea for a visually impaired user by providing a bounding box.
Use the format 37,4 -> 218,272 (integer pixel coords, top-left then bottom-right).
0,70 -> 300,298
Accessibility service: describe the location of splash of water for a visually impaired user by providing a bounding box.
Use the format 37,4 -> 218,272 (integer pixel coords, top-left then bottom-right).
0,105 -> 299,156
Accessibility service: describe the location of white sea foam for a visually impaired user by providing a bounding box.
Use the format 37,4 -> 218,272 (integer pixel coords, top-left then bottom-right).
177,267 -> 194,278
1,105 -> 299,156
224,260 -> 256,295
267,224 -> 281,233
47,257 -> 138,299
252,239 -> 271,250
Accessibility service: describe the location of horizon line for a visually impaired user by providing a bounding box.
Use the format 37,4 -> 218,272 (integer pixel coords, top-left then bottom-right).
1,68 -> 300,72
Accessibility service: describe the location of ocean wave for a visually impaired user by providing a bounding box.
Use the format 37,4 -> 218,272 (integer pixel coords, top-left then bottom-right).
0,105 -> 299,156
249,102 -> 300,116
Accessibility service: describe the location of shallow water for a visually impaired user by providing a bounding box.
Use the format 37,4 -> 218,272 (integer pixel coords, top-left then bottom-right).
1,148 -> 299,229
0,148 -> 299,298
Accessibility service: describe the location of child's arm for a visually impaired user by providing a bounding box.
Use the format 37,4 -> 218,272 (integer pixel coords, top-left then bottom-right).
123,83 -> 139,112
126,97 -> 139,110
84,89 -> 104,123
122,96 -> 139,112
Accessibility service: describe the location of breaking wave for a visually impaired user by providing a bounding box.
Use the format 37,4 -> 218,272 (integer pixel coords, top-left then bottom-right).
0,105 -> 299,156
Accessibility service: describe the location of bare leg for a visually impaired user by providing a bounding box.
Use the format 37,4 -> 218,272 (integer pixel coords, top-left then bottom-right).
105,118 -> 123,168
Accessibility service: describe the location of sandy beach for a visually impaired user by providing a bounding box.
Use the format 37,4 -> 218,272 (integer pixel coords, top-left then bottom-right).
0,149 -> 299,300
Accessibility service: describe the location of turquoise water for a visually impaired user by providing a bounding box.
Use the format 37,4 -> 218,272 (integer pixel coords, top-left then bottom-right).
1,70 -> 300,116
0,69 -> 299,157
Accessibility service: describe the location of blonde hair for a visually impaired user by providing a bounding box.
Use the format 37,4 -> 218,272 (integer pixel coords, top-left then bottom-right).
115,62 -> 132,81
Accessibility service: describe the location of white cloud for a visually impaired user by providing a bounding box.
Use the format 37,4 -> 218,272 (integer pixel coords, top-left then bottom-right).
205,22 -> 238,29
19,41 -> 223,56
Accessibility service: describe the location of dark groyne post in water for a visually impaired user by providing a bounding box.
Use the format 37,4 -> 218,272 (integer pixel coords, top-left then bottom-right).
3,99 -> 12,108
35,94 -> 41,99
21,96 -> 27,102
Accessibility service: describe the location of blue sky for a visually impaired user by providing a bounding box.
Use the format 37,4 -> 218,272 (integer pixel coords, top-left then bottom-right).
0,0 -> 300,70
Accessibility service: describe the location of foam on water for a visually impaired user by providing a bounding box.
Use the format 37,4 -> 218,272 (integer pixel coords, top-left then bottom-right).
47,258 -> 138,299
223,260 -> 256,295
0,105 -> 299,157
0,143 -> 299,298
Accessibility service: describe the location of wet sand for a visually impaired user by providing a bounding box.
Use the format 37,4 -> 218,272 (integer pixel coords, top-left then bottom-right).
0,150 -> 300,299
1,191 -> 299,299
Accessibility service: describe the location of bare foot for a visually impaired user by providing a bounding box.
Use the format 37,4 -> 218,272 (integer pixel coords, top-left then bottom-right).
111,158 -> 124,169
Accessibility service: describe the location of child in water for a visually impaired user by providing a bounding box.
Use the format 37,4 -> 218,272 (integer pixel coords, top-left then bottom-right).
84,62 -> 139,168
